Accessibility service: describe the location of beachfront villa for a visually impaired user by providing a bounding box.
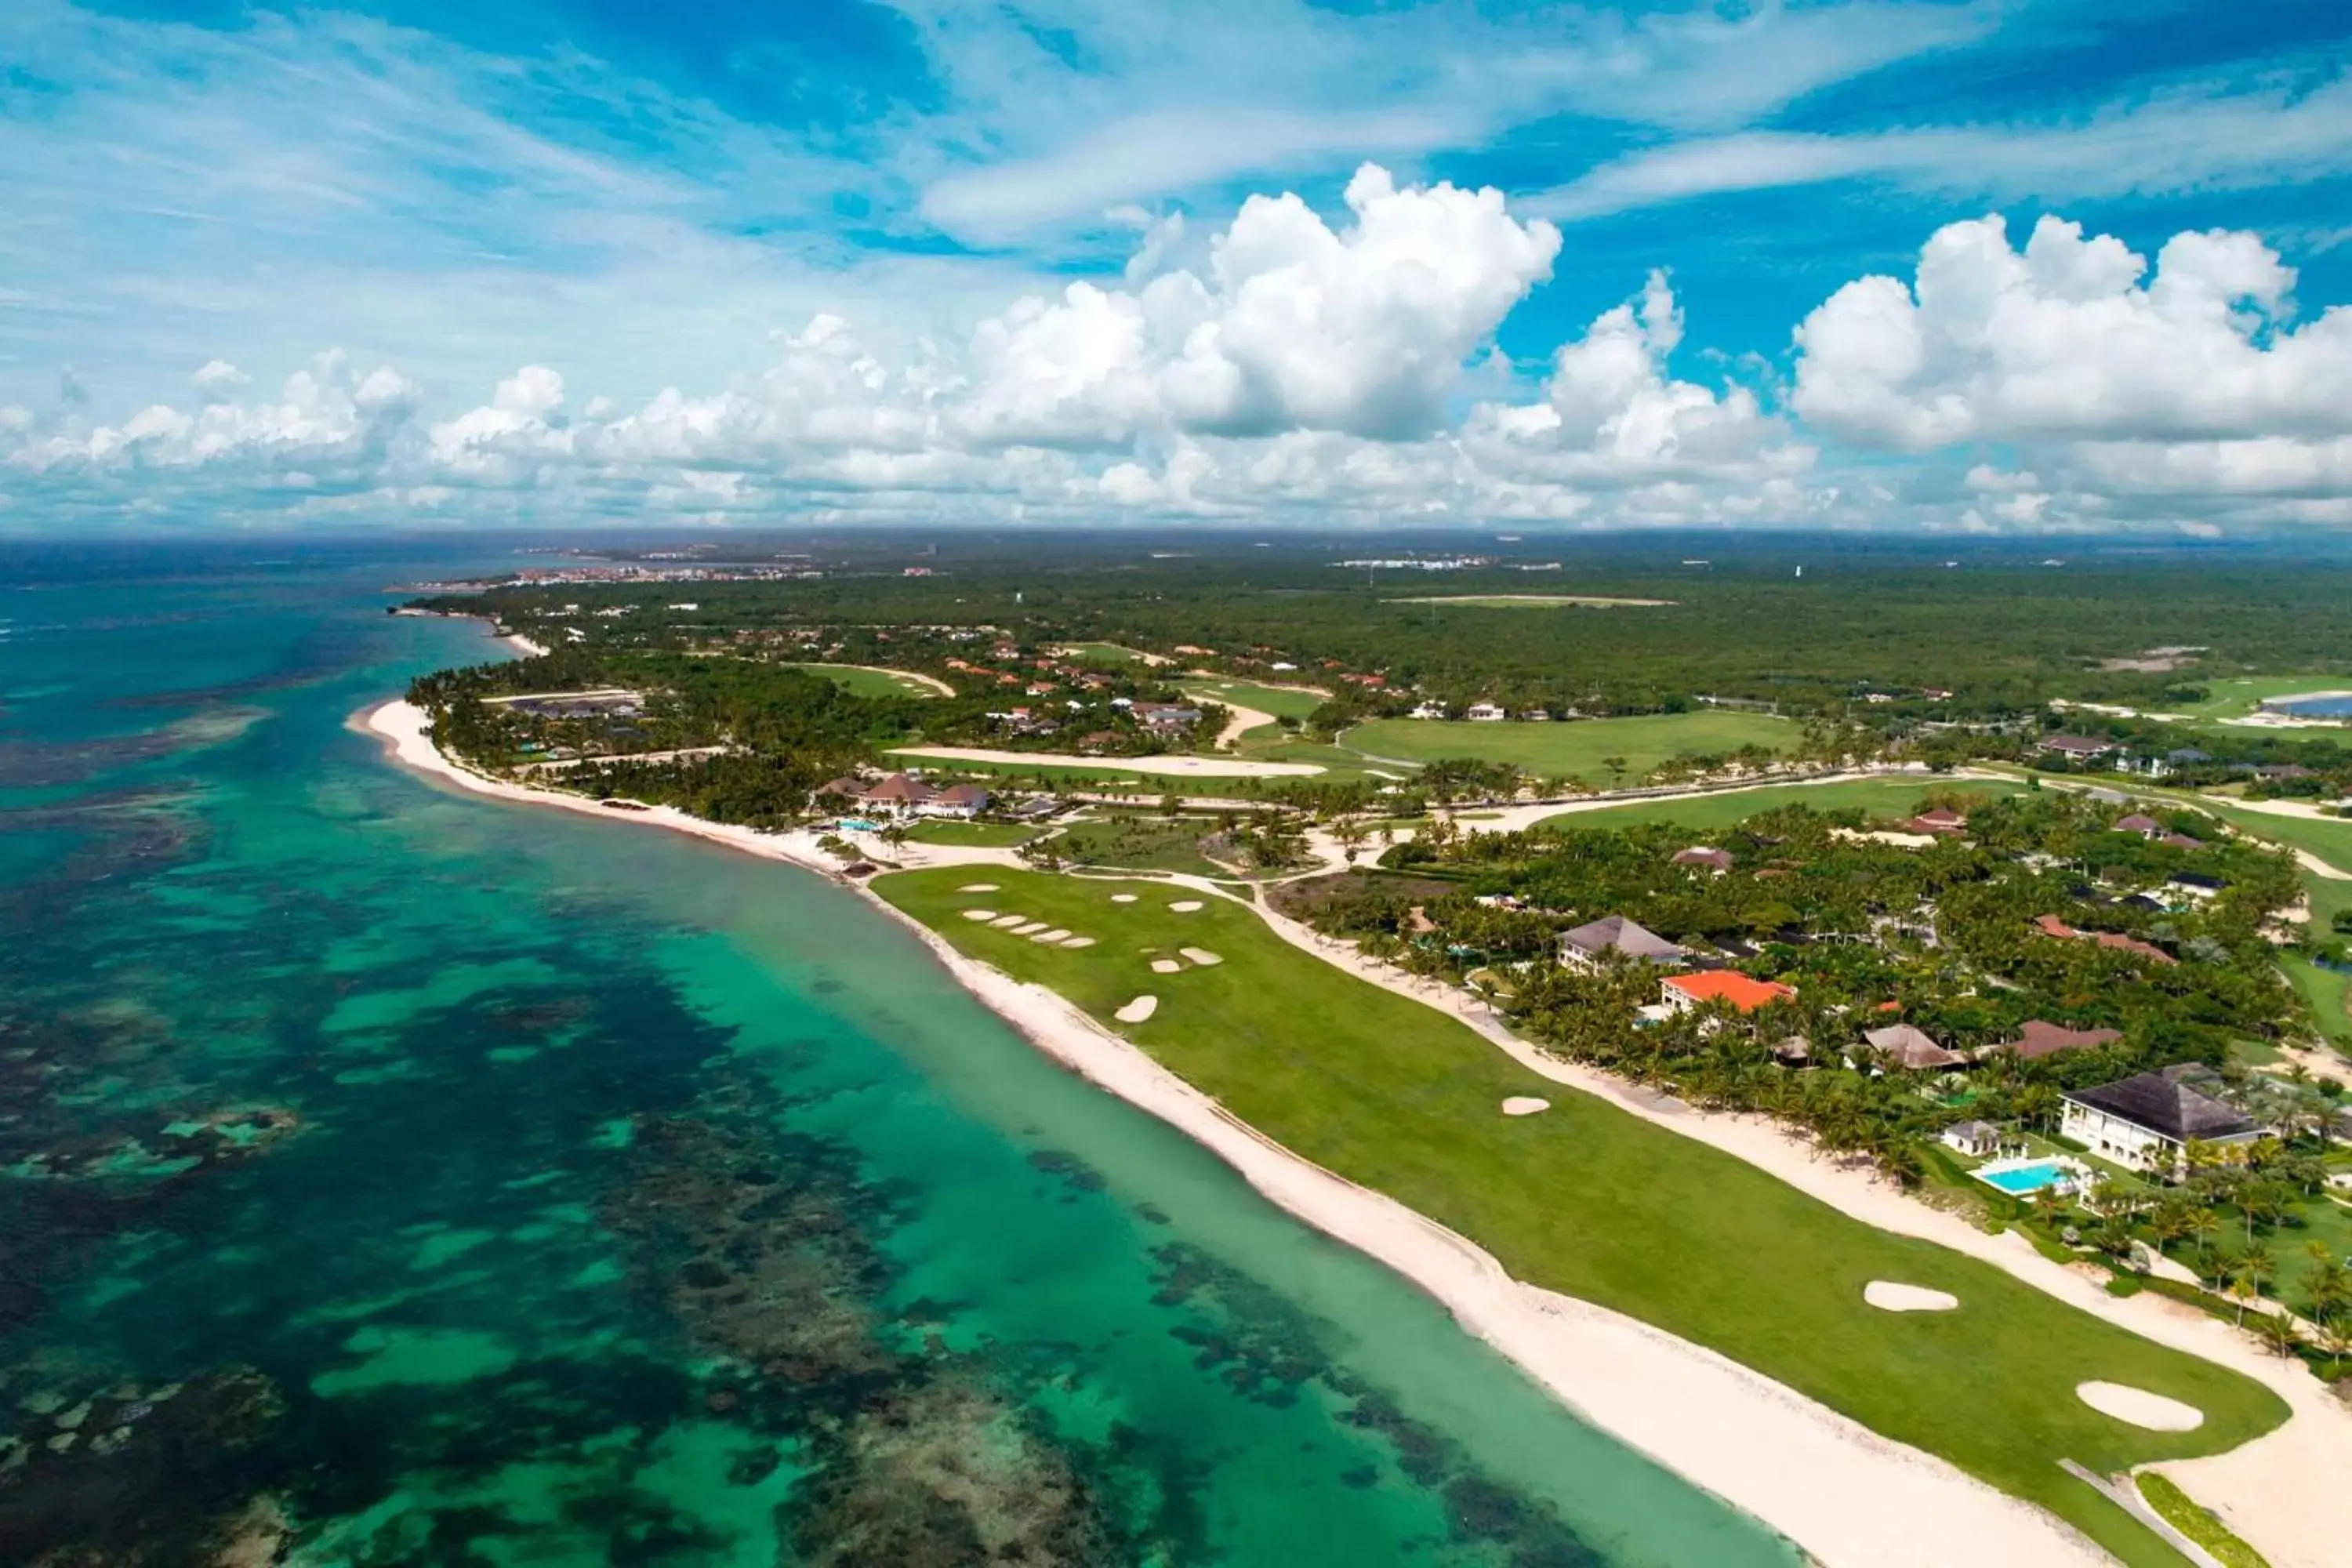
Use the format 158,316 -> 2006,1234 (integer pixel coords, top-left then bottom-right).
1859,1023 -> 1965,1072
818,772 -> 995,820
1660,971 -> 1795,1015
1559,914 -> 1686,970
1941,1120 -> 2002,1157
2060,1065 -> 2264,1175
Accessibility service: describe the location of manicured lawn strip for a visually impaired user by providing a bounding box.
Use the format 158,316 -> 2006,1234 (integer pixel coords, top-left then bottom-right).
877,868 -> 2290,1568
2134,1473 -> 2270,1568
1533,778 -> 2026,833
782,662 -> 942,699
898,818 -> 1039,848
1051,815 -> 1233,877
1180,679 -> 1330,724
1344,711 -> 1795,782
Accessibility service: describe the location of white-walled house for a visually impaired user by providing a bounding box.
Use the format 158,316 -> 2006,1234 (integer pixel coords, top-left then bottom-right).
1465,701 -> 1508,722
2060,1065 -> 2261,1174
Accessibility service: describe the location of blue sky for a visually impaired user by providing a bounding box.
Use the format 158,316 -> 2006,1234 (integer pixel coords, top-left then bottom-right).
2,0 -> 2349,532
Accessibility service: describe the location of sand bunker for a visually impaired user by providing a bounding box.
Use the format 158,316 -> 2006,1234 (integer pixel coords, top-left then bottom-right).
2075,1381 -> 2203,1431
959,883 -> 1000,893
1012,921 -> 1049,935
1060,936 -> 1095,949
1032,928 -> 1072,943
1169,900 -> 1203,913
1109,893 -> 1138,903
1501,1097 -> 1551,1116
1114,996 -> 1159,1023
1180,948 -> 1222,967
962,909 -> 998,921
989,914 -> 1027,927
1864,1282 -> 1958,1313
1150,959 -> 1183,975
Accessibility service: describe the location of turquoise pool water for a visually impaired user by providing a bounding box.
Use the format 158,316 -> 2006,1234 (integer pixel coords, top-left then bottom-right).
1976,1160 -> 2073,1195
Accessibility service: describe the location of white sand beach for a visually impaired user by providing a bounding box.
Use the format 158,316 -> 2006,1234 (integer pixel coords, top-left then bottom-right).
359,697 -> 2335,1567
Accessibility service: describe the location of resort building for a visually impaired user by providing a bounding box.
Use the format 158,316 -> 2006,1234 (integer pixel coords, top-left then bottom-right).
1558,915 -> 1686,970
1905,808 -> 1968,836
1465,701 -> 1508,722
1660,971 -> 1795,1015
1860,1023 -> 1965,1072
921,784 -> 993,818
2060,1065 -> 2263,1174
1941,1120 -> 2002,1157
2037,735 -> 2116,761
1988,1020 -> 2122,1062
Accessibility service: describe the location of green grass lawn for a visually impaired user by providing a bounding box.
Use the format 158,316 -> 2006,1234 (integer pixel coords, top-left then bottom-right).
1180,678 -> 1330,722
784,662 -> 943,699
898,818 -> 1039,848
1048,815 -> 1235,877
875,867 -> 2289,1568
1343,710 -> 1795,783
1531,777 -> 2026,833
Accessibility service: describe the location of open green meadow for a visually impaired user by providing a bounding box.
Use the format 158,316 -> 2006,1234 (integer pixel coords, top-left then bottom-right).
783,662 -> 943,699
1532,777 -> 2027,833
1345,710 -> 1795,782
875,867 -> 2291,1568
1181,678 -> 1330,725
898,818 -> 1039,848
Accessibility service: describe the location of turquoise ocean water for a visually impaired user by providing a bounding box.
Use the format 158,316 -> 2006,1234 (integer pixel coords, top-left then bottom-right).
0,540 -> 1797,1566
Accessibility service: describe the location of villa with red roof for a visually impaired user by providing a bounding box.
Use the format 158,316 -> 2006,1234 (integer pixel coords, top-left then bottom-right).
1661,971 -> 1795,1014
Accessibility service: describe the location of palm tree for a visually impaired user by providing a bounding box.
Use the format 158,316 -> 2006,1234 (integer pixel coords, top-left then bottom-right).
2254,1309 -> 2303,1359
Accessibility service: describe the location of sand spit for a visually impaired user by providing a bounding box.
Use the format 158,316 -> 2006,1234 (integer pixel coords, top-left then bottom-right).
359,699 -> 2314,1568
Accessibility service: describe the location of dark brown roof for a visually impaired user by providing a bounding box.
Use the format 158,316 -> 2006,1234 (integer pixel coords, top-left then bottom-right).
2063,1069 -> 2258,1144
2113,814 -> 2163,834
1671,846 -> 1734,869
2001,1020 -> 2123,1060
931,783 -> 993,807
1561,914 -> 1686,963
860,774 -> 933,803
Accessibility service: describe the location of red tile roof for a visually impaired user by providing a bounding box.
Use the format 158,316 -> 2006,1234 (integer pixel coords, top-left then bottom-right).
1664,971 -> 1795,1011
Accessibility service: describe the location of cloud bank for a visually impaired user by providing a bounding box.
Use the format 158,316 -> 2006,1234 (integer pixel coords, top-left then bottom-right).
4,169 -> 2347,532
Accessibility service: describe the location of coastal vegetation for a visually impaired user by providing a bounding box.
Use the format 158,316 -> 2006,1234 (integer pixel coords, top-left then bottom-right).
876,867 -> 2291,1566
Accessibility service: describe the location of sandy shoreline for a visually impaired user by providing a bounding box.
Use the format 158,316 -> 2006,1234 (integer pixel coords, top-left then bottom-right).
355,698 -> 2336,1566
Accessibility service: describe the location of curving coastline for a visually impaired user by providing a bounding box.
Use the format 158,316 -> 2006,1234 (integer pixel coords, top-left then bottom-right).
357,695 -> 2333,1568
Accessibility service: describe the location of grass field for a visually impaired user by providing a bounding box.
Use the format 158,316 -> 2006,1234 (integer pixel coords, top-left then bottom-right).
898,818 -> 1038,848
1533,777 -> 2027,833
876,867 -> 2290,1567
1049,814 -> 1235,877
1345,710 -> 1795,783
1181,678 -> 1329,725
784,662 -> 944,699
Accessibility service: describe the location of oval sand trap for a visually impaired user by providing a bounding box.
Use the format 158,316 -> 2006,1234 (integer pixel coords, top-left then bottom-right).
1864,1282 -> 1958,1313
1179,948 -> 1222,966
990,914 -> 1027,927
1012,921 -> 1049,935
1151,959 -> 1182,974
2076,1381 -> 2202,1431
1169,900 -> 1204,913
1031,928 -> 1072,943
1110,894 -> 1138,903
1060,936 -> 1096,949
1501,1097 -> 1551,1116
962,909 -> 998,921
1114,996 -> 1159,1024
959,883 -> 1000,893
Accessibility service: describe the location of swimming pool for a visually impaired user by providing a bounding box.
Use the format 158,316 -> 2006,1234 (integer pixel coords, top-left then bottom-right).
1973,1157 -> 2079,1196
